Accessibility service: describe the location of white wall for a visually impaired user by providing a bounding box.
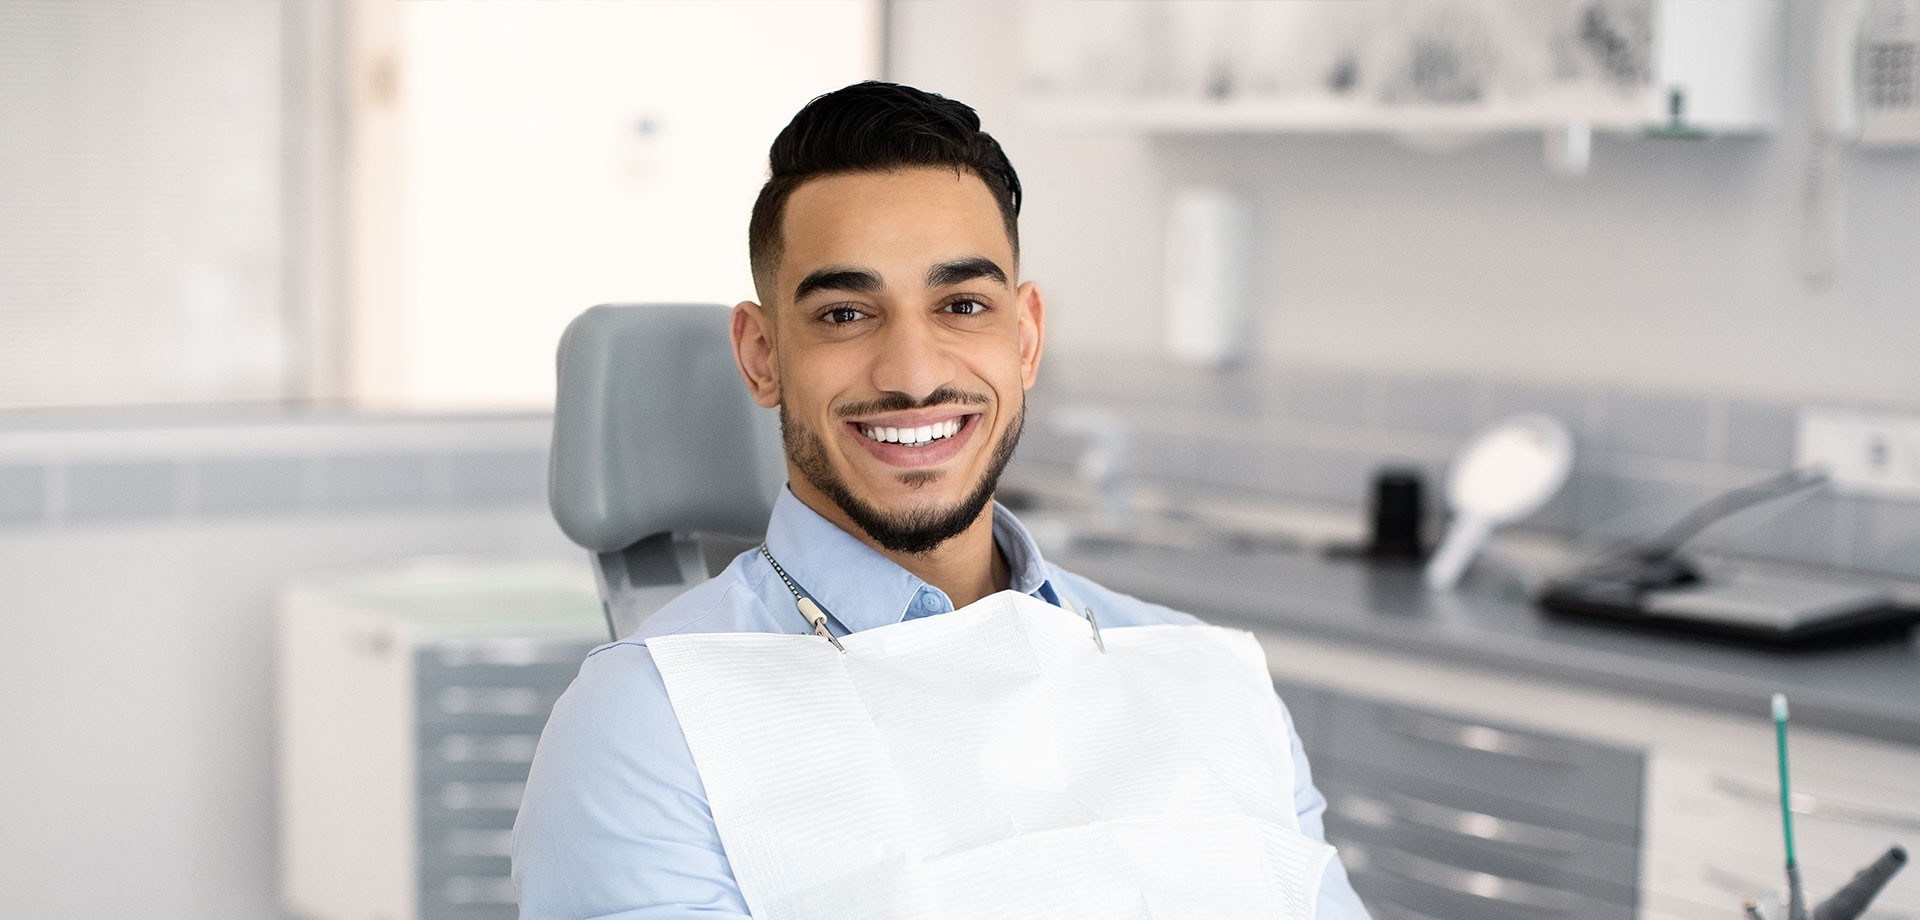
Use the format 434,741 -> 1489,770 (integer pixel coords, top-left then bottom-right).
893,0 -> 1920,407
0,511 -> 574,919
0,0 -> 292,409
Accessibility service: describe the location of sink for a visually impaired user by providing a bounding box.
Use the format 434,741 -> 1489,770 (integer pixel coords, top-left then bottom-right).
1001,470 -> 1356,560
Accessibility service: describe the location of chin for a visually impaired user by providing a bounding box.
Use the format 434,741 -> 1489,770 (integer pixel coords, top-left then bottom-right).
832,470 -> 991,554
783,402 -> 1025,555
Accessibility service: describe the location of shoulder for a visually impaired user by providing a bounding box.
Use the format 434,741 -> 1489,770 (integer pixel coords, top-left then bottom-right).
1043,563 -> 1204,628
515,559 -> 767,914
538,636 -> 683,769
516,629 -> 747,916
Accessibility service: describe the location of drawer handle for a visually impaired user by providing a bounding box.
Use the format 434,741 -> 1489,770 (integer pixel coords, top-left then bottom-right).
1346,842 -> 1576,914
1332,792 -> 1578,856
439,781 -> 526,811
1383,710 -> 1581,767
435,639 -> 582,667
444,828 -> 514,858
1393,794 -> 1581,856
443,874 -> 517,905
439,733 -> 540,764
1712,773 -> 1920,831
438,685 -> 545,716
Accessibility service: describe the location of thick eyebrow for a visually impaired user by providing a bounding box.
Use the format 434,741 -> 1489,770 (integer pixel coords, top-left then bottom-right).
925,256 -> 1008,290
793,266 -> 883,302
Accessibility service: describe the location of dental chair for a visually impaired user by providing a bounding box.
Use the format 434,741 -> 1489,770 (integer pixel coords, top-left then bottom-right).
548,303 -> 786,641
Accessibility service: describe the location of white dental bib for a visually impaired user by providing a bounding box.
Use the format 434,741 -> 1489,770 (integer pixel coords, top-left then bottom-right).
648,590 -> 1336,920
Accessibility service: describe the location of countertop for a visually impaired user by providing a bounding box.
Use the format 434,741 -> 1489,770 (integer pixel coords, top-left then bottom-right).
1048,542 -> 1920,747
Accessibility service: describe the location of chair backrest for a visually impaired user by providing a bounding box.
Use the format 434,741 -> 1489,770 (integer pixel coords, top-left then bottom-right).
549,303 -> 785,640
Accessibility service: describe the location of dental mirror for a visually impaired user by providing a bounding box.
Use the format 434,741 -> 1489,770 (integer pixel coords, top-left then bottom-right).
1424,413 -> 1574,591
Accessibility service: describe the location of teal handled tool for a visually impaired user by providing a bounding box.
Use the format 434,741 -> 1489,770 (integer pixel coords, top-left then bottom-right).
1755,692 -> 1909,920
1774,693 -> 1808,920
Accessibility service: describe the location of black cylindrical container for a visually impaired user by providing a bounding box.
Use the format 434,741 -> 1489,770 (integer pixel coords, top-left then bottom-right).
1366,469 -> 1426,561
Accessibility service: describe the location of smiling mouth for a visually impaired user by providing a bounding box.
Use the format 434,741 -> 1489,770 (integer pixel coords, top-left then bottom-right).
856,417 -> 967,448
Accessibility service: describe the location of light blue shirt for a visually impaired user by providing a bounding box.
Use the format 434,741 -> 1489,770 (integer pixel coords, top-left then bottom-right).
513,487 -> 1370,918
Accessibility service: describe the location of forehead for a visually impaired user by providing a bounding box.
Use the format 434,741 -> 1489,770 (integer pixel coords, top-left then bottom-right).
778,168 -> 1012,296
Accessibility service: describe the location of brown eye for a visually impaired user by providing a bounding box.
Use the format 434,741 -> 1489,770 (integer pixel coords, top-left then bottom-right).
941,299 -> 985,316
824,306 -> 865,324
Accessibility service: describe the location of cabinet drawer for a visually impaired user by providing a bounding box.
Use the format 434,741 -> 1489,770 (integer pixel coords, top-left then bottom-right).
1344,848 -> 1635,920
417,728 -> 541,781
415,641 -> 593,689
415,682 -> 565,732
419,870 -> 517,920
1321,776 -> 1638,905
418,808 -> 519,920
1321,694 -> 1643,832
1644,750 -> 1920,917
421,777 -> 527,823
419,857 -> 515,920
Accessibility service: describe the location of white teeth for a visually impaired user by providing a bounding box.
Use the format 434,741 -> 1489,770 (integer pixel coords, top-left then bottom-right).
861,418 -> 966,445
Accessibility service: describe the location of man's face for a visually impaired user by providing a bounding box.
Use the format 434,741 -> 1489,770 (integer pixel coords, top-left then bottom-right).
731,168 -> 1043,554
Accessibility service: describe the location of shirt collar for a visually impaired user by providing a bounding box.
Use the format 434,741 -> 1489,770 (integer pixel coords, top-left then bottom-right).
760,486 -> 1061,634
992,496 -> 1055,598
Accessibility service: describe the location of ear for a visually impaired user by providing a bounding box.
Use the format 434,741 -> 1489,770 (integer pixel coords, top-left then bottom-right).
1014,280 -> 1045,390
730,300 -> 781,408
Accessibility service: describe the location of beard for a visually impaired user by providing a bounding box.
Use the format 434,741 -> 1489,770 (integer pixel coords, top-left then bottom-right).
782,393 -> 1024,555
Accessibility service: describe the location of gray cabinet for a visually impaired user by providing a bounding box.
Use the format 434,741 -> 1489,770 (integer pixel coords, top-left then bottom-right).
277,559 -> 606,920
1277,679 -> 1645,919
412,649 -> 591,920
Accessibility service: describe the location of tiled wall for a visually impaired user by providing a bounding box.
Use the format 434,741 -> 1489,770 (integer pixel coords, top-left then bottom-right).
15,398 -> 1906,581
0,413 -> 553,529
1021,352 -> 1920,582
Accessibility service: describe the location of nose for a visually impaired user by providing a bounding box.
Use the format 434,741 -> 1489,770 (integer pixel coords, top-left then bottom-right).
867,310 -> 956,404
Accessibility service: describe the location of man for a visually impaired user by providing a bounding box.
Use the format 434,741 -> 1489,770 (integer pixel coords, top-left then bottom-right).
513,81 -> 1369,918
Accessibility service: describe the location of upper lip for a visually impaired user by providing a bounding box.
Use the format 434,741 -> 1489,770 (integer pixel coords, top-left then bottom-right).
845,409 -> 978,428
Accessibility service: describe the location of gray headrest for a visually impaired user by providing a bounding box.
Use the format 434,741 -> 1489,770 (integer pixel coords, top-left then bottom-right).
549,304 -> 785,553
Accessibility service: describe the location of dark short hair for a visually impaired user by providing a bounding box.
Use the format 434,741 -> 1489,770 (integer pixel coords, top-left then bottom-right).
747,81 -> 1022,305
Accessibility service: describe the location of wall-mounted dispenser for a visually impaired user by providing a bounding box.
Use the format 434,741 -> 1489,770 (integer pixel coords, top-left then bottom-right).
1164,186 -> 1255,368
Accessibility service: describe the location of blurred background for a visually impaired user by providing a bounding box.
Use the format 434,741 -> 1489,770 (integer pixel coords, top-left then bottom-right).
2,1 -> 1918,918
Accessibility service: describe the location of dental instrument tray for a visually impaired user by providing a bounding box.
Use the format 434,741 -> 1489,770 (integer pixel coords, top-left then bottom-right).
1538,563 -> 1920,650
1535,468 -> 1920,649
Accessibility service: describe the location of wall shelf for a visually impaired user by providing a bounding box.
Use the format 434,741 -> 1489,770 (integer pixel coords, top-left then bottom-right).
1022,97 -> 1770,137
1018,0 -> 1784,143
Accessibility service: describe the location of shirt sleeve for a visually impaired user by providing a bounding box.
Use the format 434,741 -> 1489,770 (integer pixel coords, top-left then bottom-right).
1280,695 -> 1374,918
512,642 -> 750,920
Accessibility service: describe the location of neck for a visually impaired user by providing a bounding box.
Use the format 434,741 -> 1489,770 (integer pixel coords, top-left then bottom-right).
788,479 -> 1011,608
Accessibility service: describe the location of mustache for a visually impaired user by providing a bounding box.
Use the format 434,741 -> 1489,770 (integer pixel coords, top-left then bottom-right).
833,386 -> 990,420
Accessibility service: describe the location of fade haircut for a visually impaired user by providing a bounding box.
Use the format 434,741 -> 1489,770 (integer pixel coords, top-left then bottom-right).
747,81 -> 1022,308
